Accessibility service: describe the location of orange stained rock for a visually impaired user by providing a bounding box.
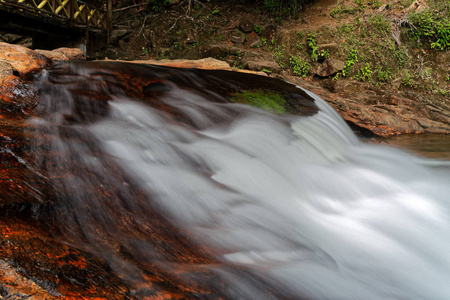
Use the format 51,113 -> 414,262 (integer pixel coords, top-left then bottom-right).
0,42 -> 50,76
0,216 -> 130,299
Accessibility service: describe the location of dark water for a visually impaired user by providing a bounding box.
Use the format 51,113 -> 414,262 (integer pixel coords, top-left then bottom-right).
7,61 -> 450,299
381,134 -> 450,160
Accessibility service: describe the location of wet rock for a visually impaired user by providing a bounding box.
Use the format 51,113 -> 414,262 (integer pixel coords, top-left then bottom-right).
239,18 -> 254,33
0,215 -> 131,299
313,59 -> 345,77
292,78 -> 450,136
35,47 -> 85,61
0,42 -> 50,76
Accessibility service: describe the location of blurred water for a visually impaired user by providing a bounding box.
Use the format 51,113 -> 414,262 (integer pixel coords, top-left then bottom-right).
34,63 -> 450,299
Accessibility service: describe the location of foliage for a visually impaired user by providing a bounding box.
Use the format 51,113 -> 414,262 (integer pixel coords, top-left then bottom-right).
342,49 -> 358,77
254,24 -> 263,34
368,0 -> 382,9
354,0 -> 365,11
409,1 -> 450,50
146,0 -> 170,13
401,71 -> 415,87
355,63 -> 373,81
262,37 -> 268,45
376,67 -> 392,82
231,89 -> 287,113
141,47 -> 149,56
307,33 -> 319,61
330,6 -> 357,18
290,55 -> 310,77
273,46 -> 287,68
367,15 -> 391,35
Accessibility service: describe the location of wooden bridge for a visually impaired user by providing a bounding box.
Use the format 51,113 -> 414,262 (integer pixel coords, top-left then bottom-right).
0,0 -> 113,54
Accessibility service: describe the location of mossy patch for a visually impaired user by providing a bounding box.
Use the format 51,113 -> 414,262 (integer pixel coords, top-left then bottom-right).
230,89 -> 288,114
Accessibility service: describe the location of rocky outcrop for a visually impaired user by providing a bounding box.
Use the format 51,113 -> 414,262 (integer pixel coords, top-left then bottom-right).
0,42 -> 50,76
292,78 -> 450,136
35,47 -> 85,61
313,59 -> 345,77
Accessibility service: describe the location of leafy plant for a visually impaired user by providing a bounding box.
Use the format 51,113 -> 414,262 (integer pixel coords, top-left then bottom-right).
290,55 -> 310,77
409,3 -> 450,50
261,37 -> 268,46
254,24 -> 263,34
355,63 -> 373,81
307,33 -> 319,61
354,0 -> 365,11
273,46 -> 287,68
376,67 -> 392,82
401,71 -> 415,87
141,47 -> 149,56
342,49 -> 358,77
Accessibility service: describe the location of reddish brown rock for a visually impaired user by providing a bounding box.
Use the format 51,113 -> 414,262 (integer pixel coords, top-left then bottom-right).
293,78 -> 450,136
0,42 -> 50,76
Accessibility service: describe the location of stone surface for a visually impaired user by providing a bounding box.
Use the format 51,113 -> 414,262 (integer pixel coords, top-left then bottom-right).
35,47 -> 85,61
0,42 -> 50,76
239,18 -> 254,33
314,58 -> 345,77
230,35 -> 246,44
245,60 -> 281,73
293,78 -> 450,136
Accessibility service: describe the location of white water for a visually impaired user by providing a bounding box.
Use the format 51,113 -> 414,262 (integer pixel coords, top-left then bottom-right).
89,85 -> 450,300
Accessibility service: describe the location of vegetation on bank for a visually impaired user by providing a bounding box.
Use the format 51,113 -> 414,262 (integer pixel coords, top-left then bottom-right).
115,0 -> 449,98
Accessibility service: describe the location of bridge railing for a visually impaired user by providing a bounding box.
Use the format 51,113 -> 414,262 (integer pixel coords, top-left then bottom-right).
0,0 -> 108,30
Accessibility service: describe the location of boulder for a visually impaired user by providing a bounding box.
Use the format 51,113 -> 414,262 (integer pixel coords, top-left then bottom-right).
314,59 -> 345,77
35,47 -> 84,61
245,60 -> 281,73
261,25 -> 277,41
0,60 -> 17,77
0,42 -> 50,76
239,18 -> 254,33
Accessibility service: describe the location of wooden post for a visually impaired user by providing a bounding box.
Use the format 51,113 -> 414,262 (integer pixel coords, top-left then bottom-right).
107,0 -> 112,44
85,7 -> 89,55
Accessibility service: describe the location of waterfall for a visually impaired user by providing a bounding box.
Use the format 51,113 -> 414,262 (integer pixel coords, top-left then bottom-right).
31,62 -> 450,299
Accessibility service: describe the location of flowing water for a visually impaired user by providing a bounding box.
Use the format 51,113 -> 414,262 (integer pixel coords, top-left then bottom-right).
27,62 -> 450,299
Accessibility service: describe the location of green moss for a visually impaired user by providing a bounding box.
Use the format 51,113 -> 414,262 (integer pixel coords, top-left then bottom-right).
230,89 -> 287,114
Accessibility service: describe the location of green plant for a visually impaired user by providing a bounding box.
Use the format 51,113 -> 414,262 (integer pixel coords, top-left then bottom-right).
290,55 -> 310,77
318,49 -> 330,60
409,3 -> 450,50
368,0 -> 382,9
273,46 -> 287,68
254,24 -> 263,34
376,67 -> 392,82
356,63 -> 373,81
172,41 -> 183,51
147,0 -> 170,13
354,0 -> 365,11
401,71 -> 414,87
307,33 -> 319,61
141,47 -> 149,56
342,49 -> 358,77
271,39 -> 276,45
330,5 -> 356,18
211,6 -> 220,15
262,68 -> 271,74
296,31 -> 305,40
262,37 -> 267,46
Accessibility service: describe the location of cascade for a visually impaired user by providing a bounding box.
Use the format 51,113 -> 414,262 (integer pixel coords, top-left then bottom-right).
4,61 -> 450,299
